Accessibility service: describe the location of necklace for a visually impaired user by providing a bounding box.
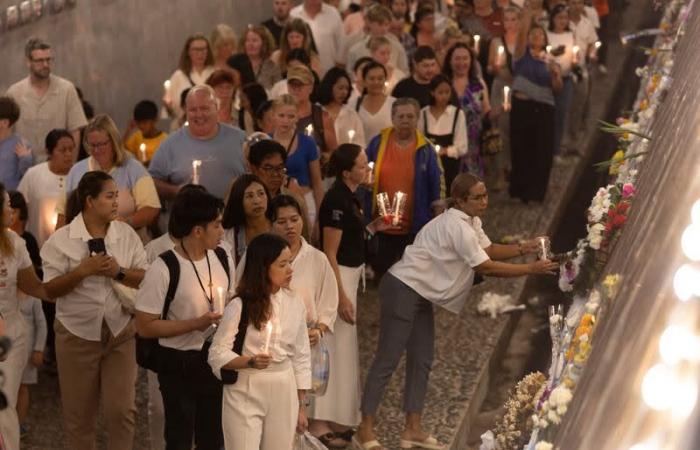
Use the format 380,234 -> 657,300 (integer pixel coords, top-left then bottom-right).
181,241 -> 214,311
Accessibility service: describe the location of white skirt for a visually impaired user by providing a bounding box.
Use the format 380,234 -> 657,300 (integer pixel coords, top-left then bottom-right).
311,264 -> 362,426
0,311 -> 28,450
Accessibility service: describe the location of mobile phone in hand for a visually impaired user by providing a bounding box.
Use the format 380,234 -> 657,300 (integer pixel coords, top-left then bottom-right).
87,238 -> 106,256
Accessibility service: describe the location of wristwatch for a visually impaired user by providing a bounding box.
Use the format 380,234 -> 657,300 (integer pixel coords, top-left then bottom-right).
114,267 -> 126,281
247,356 -> 256,368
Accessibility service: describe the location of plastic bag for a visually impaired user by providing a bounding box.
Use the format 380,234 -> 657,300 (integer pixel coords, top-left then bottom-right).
308,339 -> 330,396
293,432 -> 329,450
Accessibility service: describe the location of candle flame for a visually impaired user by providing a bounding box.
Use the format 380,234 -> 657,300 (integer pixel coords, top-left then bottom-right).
266,321 -> 273,332
594,41 -> 602,49
163,80 -> 171,90
192,160 -> 202,169
498,45 -> 504,55
305,124 -> 313,135
348,129 -> 356,140
139,143 -> 146,152
546,45 -> 553,54
51,214 -> 58,227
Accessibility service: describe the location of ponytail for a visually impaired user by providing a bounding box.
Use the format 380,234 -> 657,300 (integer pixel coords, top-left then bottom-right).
65,171 -> 114,224
328,143 -> 363,178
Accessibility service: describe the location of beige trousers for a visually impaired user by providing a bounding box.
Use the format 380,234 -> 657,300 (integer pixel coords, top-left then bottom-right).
54,319 -> 137,450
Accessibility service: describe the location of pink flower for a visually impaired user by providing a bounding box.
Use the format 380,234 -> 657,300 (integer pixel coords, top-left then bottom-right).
622,183 -> 636,198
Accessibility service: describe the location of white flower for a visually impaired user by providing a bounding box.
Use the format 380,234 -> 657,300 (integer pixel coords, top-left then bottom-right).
557,405 -> 568,416
547,409 -> 561,424
549,314 -> 562,326
536,441 -> 554,450
587,223 -> 605,250
588,188 -> 612,223
549,386 -> 573,406
579,334 -> 589,343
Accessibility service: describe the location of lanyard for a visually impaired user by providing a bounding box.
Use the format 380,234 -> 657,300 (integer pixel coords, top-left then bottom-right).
181,242 -> 214,311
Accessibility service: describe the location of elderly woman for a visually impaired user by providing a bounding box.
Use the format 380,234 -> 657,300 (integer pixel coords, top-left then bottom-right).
355,173 -> 559,450
56,115 -> 161,243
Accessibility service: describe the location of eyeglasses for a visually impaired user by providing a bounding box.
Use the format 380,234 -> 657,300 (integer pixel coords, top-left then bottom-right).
88,140 -> 112,149
30,57 -> 53,64
260,165 -> 287,175
467,193 -> 488,202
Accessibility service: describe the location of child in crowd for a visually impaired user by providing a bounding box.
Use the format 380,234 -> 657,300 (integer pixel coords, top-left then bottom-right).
123,100 -> 168,165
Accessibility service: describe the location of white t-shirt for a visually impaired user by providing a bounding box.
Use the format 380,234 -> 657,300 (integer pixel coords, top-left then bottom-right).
144,233 -> 176,264
546,31 -> 576,75
207,289 -> 311,389
136,248 -> 235,351
0,230 -> 33,317
389,208 -> 491,314
17,162 -> 67,248
291,3 -> 344,76
356,96 -> 396,145
41,215 -> 149,341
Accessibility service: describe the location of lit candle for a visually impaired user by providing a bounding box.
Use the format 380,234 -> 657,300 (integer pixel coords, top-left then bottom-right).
435,144 -> 441,155
591,40 -> 602,59
51,213 -> 58,227
546,44 -> 553,55
263,321 -> 273,353
216,286 -> 225,314
184,121 -> 189,127
368,161 -> 374,185
539,237 -> 548,261
348,129 -> 356,143
572,45 -> 581,64
163,80 -> 171,91
376,192 -> 391,222
473,34 -> 481,55
192,160 -> 202,184
392,191 -> 406,226
497,45 -> 505,68
138,143 -> 147,162
305,124 -> 314,136
503,86 -> 511,112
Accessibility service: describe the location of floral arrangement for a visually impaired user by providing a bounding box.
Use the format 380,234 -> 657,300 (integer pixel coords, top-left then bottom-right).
493,372 -> 548,450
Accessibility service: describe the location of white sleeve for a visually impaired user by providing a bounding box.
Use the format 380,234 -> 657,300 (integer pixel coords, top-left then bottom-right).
315,257 -> 339,333
292,303 -> 312,389
40,233 -> 71,282
453,109 -> 469,158
135,258 -> 169,316
17,169 -> 31,201
32,299 -> 48,352
453,222 -> 490,268
208,298 -> 244,380
125,227 -> 149,271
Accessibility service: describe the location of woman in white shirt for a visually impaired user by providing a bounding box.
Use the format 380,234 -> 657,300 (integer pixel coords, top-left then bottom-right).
546,4 -> 576,155
318,68 -> 366,147
41,171 -> 148,450
417,74 -> 468,191
208,233 -> 311,450
17,129 -> 75,248
0,182 -> 47,450
352,61 -> 396,146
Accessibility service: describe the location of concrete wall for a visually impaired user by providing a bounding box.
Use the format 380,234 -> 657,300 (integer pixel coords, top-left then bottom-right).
0,0 -> 275,127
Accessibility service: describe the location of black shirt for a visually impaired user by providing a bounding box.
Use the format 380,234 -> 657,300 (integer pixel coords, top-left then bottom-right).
262,18 -> 284,47
319,180 -> 366,267
392,77 -> 433,108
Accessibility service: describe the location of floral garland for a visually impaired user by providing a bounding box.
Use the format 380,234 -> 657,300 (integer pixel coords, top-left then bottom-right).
492,372 -> 548,450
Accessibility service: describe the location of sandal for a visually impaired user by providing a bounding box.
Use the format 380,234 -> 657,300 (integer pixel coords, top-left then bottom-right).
318,432 -> 350,449
399,435 -> 445,449
352,435 -> 385,450
335,428 -> 355,442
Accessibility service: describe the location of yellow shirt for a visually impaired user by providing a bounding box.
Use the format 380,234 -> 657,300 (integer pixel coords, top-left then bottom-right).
125,129 -> 168,163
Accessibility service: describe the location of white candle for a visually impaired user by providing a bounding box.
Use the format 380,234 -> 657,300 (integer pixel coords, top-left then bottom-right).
184,121 -> 189,127
392,191 -> 406,226
51,213 -> 57,227
591,40 -> 602,59
435,144 -> 441,155
503,86 -> 511,112
163,80 -> 171,91
546,44 -> 553,55
572,45 -> 581,64
473,34 -> 481,55
263,321 -> 273,353
216,286 -> 225,314
497,45 -> 505,68
192,160 -> 202,185
348,129 -> 356,143
368,161 -> 374,185
539,237 -> 548,261
305,124 -> 314,136
139,143 -> 147,162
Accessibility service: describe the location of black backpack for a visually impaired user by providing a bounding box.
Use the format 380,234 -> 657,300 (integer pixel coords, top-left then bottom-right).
135,247 -> 248,384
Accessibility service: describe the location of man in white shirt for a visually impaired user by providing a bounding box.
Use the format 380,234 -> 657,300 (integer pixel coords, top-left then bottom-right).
354,173 -> 558,450
6,38 -> 88,162
291,0 -> 344,76
136,188 -> 234,450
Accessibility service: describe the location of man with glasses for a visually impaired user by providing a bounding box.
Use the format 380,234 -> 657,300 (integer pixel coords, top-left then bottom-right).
6,38 -> 87,162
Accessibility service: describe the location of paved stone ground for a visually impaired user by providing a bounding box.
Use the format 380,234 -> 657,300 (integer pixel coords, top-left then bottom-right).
18,4 -> 650,448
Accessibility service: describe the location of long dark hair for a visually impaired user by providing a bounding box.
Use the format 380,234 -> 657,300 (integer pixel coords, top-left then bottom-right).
548,4 -> 570,32
65,171 -> 114,224
236,233 -> 290,330
442,42 -> 481,86
0,183 -> 12,257
428,74 -> 459,107
318,67 -> 353,106
222,174 -> 271,229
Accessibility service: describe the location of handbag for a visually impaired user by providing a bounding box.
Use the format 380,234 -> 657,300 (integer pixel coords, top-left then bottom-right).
481,126 -> 503,155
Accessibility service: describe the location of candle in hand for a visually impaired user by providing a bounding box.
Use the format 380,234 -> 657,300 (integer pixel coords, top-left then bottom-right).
572,45 -> 581,64
192,160 -> 202,185
368,161 -> 375,185
497,45 -> 505,68
216,286 -> 225,315
591,41 -> 602,59
163,80 -> 171,91
539,237 -> 549,261
263,321 -> 273,353
473,34 -> 481,55
392,191 -> 406,226
435,144 -> 441,155
305,124 -> 314,136
348,129 -> 356,143
139,143 -> 147,162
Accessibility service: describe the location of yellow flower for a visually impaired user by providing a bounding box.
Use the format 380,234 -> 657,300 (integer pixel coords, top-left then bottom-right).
609,150 -> 625,175
603,274 -> 621,298
640,99 -> 649,111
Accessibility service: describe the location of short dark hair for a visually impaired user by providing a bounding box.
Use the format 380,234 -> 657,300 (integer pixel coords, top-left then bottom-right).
25,37 -> 51,58
362,60 -> 388,81
45,129 -> 73,155
9,191 -> 28,222
248,140 -> 287,167
267,194 -> 303,222
169,189 -> 224,239
328,143 -> 363,178
318,67 -> 352,106
133,100 -> 159,122
413,45 -> 437,63
0,97 -> 21,126
222,174 -> 271,229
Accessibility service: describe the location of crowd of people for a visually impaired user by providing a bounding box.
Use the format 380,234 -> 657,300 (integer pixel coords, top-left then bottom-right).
0,0 -> 620,449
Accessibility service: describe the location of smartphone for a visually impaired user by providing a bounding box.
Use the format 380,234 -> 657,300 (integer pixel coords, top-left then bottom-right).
551,45 -> 566,57
87,238 -> 106,256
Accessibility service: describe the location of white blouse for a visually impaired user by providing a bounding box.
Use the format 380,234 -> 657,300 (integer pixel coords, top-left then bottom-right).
41,214 -> 149,341
417,105 -> 469,159
355,95 -> 396,145
208,289 -> 311,389
546,31 -> 576,75
333,105 -> 366,147
290,238 -> 338,330
0,230 -> 33,318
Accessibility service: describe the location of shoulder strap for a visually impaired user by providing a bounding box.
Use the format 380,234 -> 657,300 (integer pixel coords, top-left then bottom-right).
422,110 -> 429,135
450,106 -> 460,136
355,95 -> 364,113
311,104 -> 326,152
213,246 -> 231,290
233,299 -> 249,355
158,250 -> 180,320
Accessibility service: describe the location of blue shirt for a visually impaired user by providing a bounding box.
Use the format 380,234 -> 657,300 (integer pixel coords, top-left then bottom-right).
0,134 -> 33,190
285,133 -> 319,187
148,124 -> 247,199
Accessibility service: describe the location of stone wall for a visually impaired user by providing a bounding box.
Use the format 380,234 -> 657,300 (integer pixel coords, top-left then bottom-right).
0,0 -> 274,126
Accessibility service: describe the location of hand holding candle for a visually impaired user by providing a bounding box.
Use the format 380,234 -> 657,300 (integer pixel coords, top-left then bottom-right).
139,143 -> 147,163
497,45 -> 505,69
572,45 -> 581,65
537,237 -> 551,261
215,286 -> 225,315
192,160 -> 202,185
348,129 -> 356,143
473,34 -> 481,55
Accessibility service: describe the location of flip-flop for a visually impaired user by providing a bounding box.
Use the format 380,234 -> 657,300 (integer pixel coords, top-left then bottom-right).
352,435 -> 385,450
399,435 -> 445,449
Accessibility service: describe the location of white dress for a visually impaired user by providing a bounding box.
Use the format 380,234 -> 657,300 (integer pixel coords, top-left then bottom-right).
356,96 -> 396,146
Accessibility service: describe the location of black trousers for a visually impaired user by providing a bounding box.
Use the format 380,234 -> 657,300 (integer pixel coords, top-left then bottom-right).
157,347 -> 224,450
509,96 -> 555,202
372,232 -> 415,278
